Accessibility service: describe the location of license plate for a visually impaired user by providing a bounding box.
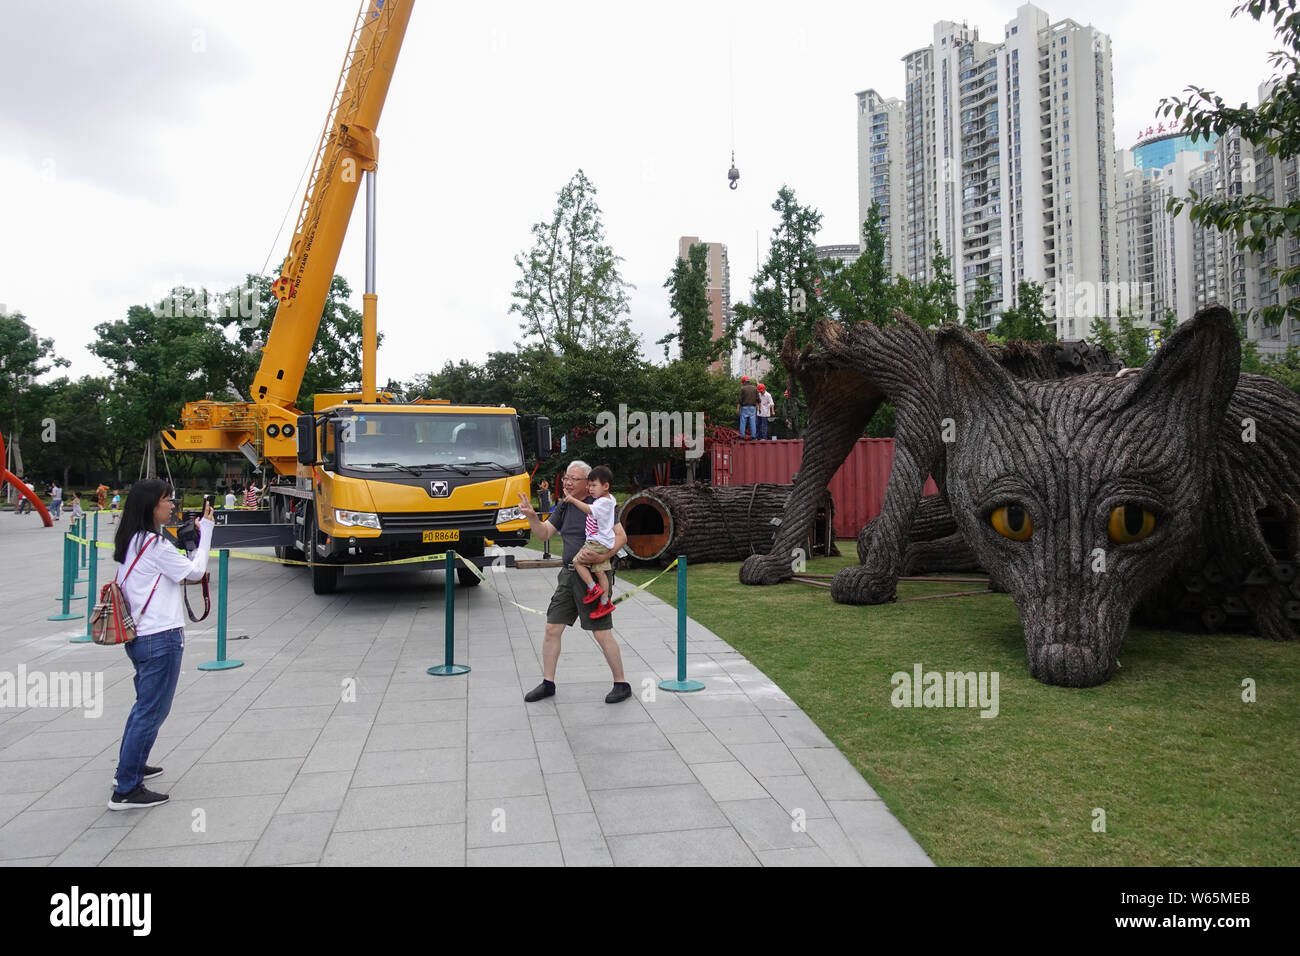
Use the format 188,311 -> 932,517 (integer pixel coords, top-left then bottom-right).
423,530 -> 459,543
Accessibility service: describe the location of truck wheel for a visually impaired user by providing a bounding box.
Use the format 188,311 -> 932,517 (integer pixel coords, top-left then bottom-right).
308,511 -> 339,594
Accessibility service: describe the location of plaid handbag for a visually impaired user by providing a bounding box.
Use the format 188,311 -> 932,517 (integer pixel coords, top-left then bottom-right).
90,536 -> 162,646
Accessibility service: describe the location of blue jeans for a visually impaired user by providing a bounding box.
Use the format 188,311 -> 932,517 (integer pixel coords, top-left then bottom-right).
115,627 -> 184,793
739,405 -> 757,437
51,500 -> 61,517
757,415 -> 769,439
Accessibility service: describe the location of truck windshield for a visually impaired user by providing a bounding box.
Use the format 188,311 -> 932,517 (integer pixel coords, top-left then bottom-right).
337,412 -> 523,472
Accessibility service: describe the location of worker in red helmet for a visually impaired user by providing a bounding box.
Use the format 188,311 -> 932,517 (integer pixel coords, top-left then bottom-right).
756,383 -> 775,439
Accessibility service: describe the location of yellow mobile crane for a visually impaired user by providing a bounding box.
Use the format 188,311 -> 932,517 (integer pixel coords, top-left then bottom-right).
163,0 -> 548,593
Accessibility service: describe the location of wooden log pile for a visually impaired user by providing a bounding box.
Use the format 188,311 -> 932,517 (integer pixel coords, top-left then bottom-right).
620,482 -> 834,567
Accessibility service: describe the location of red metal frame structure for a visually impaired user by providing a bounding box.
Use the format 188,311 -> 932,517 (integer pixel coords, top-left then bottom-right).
0,432 -> 52,526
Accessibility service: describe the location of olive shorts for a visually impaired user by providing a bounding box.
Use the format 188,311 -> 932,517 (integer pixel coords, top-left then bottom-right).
546,567 -> 614,631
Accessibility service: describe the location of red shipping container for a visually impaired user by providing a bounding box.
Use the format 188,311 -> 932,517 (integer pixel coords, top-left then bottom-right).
712,438 -> 938,539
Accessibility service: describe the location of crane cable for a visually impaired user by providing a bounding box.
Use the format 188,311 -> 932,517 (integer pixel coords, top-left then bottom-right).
259,136 -> 319,281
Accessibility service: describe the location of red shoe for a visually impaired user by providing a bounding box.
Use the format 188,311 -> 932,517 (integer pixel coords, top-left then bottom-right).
582,585 -> 604,605
590,600 -> 614,619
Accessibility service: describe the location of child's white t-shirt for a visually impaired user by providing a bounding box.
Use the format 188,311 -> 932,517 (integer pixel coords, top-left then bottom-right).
584,495 -> 616,549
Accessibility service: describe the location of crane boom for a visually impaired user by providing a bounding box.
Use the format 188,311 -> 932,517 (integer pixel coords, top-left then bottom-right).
256,0 -> 414,409
160,0 -> 545,596
169,0 -> 414,471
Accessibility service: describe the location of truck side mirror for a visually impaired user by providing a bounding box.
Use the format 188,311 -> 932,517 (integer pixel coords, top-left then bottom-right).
296,414 -> 318,465
535,416 -> 551,460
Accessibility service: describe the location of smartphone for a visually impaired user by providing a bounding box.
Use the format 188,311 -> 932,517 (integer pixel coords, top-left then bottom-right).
204,494 -> 215,508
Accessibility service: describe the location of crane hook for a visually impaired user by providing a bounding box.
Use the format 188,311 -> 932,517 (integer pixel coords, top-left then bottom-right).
728,151 -> 740,190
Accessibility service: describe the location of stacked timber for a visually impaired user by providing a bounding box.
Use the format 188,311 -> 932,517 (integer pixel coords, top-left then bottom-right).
620,482 -> 834,566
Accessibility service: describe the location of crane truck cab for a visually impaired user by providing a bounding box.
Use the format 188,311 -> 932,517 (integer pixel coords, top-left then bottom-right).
284,397 -> 543,594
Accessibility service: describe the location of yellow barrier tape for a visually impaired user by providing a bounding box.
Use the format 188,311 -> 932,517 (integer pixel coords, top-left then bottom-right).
456,554 -> 680,616
65,534 -> 447,569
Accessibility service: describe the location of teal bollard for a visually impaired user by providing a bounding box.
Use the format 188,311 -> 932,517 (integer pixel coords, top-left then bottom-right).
49,532 -> 81,621
199,550 -> 243,670
74,523 -> 97,643
428,550 -> 469,676
660,555 -> 704,693
73,516 -> 88,583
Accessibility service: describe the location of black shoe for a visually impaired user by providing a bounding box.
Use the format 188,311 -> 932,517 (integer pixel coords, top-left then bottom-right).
605,682 -> 632,704
524,680 -> 556,702
107,785 -> 170,811
112,765 -> 162,788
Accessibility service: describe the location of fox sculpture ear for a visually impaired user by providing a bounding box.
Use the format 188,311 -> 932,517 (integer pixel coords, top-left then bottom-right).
932,325 -> 1026,426
1116,306 -> 1240,449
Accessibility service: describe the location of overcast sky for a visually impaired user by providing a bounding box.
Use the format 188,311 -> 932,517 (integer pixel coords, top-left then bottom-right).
0,0 -> 1279,388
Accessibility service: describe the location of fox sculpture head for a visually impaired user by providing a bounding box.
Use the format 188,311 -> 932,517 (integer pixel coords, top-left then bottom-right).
933,308 -> 1240,687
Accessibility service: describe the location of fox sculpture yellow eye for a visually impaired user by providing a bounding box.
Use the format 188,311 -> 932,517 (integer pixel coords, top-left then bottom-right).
990,505 -> 1033,541
1108,504 -> 1156,543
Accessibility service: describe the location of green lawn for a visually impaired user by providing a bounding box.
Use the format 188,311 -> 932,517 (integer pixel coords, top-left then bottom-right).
616,546 -> 1300,866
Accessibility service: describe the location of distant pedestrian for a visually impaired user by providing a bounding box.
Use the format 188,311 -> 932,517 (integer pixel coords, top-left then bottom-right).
537,479 -> 554,558
244,483 -> 258,509
224,489 -> 236,510
110,490 -> 121,524
71,492 -> 84,522
50,482 -> 63,520
96,483 -> 109,512
17,481 -> 34,515
781,388 -> 803,439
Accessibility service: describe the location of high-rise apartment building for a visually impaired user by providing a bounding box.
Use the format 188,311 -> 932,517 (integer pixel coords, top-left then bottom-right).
858,4 -> 1118,336
676,236 -> 732,370
856,89 -> 906,272
1114,83 -> 1300,355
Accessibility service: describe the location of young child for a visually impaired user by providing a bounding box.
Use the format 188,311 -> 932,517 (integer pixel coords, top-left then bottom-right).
71,491 -> 84,522
566,465 -> 617,619
109,490 -> 120,524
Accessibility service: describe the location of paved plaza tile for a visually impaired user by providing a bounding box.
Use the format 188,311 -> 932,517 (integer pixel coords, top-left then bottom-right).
0,519 -> 930,866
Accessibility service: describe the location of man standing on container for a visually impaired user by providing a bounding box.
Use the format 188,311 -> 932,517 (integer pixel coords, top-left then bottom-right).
756,383 -> 775,439
738,376 -> 759,439
516,460 -> 633,704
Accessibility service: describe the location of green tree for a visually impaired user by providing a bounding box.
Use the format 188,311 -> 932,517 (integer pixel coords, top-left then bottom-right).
659,243 -> 721,364
1160,0 -> 1300,326
964,276 -> 995,330
824,201 -> 896,326
994,281 -> 1055,342
0,311 -> 68,458
511,169 -> 635,355
894,242 -> 960,328
91,294 -> 238,477
731,186 -> 828,394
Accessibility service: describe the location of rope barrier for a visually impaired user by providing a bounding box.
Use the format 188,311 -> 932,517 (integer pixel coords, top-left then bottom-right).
455,553 -> 683,616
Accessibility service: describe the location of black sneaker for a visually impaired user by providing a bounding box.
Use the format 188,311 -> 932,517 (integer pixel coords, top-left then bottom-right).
112,765 -> 162,788
605,682 -> 632,704
107,785 -> 170,811
524,680 -> 556,703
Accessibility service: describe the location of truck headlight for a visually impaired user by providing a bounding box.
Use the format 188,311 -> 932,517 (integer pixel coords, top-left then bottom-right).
334,509 -> 381,529
495,506 -> 522,524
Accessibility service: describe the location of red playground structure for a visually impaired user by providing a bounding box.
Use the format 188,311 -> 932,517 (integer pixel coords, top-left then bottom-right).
0,432 -> 53,526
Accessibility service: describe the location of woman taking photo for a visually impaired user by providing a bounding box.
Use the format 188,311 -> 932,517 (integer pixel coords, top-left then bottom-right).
107,480 -> 214,810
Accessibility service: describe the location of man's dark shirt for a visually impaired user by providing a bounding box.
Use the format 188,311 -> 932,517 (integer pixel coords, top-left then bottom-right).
546,496 -> 598,565
739,383 -> 759,406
